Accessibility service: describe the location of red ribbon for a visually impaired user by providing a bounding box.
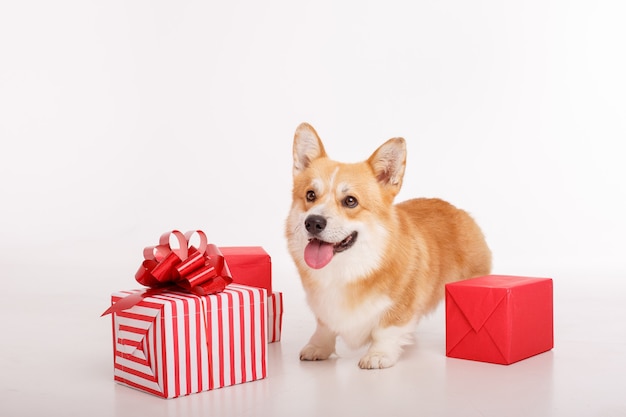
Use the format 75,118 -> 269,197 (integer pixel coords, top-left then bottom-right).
101,230 -> 232,316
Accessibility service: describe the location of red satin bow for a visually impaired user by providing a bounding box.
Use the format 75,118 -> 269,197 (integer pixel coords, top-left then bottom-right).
101,230 -> 232,316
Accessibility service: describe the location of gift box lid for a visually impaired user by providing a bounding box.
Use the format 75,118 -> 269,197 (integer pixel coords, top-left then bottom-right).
447,274 -> 552,289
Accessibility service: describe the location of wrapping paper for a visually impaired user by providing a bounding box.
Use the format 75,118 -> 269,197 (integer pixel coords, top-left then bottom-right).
445,275 -> 553,365
267,292 -> 284,343
217,247 -> 281,343
110,284 -> 267,398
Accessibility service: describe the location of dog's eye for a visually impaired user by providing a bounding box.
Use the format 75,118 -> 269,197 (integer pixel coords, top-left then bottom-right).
306,190 -> 316,202
343,196 -> 358,208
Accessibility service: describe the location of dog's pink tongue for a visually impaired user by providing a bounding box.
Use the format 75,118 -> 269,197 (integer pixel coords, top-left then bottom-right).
304,239 -> 334,269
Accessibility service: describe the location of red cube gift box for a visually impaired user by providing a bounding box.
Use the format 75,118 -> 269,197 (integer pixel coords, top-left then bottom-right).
220,247 -> 283,343
110,284 -> 267,398
445,275 -> 553,365
220,247 -> 272,294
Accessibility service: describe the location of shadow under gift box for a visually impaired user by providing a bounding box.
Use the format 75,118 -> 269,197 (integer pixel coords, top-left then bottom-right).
220,247 -> 283,343
445,275 -> 554,365
110,285 -> 267,399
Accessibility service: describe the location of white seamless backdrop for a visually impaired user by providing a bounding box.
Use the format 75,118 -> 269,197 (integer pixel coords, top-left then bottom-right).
1,1 -> 625,286
1,2 -> 626,417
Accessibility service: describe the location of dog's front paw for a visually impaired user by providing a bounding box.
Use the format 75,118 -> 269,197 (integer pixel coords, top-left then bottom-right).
300,343 -> 333,361
358,351 -> 398,369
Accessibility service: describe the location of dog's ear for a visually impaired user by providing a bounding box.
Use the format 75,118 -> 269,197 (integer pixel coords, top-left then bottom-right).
367,138 -> 407,194
293,123 -> 327,176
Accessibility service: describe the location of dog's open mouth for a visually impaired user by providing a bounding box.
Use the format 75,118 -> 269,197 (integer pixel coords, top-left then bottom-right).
304,232 -> 358,269
332,231 -> 358,253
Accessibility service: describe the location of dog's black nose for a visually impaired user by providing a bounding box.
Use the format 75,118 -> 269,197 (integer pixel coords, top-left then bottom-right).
305,215 -> 327,235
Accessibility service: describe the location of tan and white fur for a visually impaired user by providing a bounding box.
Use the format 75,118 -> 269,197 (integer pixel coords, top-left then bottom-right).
286,123 -> 492,369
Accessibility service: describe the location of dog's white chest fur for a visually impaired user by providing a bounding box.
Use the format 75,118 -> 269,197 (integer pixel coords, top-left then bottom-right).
307,282 -> 392,349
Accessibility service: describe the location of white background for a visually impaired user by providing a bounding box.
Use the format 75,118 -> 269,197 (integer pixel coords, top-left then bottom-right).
2,0 -> 625,279
1,1 -> 625,416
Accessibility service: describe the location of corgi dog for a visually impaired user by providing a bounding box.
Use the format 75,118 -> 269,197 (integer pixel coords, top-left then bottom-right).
286,123 -> 492,369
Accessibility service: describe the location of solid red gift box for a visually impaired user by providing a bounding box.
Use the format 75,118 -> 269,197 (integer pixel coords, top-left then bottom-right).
445,275 -> 553,365
220,247 -> 272,294
110,284 -> 267,398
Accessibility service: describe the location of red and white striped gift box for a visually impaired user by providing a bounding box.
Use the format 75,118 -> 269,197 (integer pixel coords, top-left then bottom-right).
110,284 -> 267,399
267,292 -> 283,343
